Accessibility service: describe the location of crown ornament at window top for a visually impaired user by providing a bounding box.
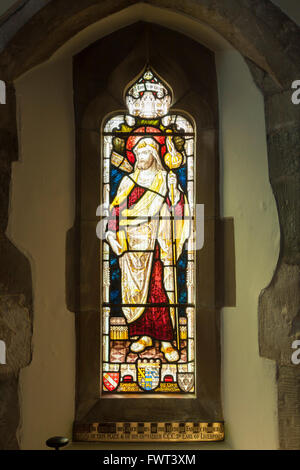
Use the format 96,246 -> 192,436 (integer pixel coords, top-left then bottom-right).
125,68 -> 172,118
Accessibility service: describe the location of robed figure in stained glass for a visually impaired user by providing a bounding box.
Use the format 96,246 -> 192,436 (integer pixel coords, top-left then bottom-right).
105,136 -> 190,362
101,68 -> 196,394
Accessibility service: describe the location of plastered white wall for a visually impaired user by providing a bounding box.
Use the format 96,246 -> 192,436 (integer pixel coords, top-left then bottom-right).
216,51 -> 280,449
7,4 -> 280,450
8,57 -> 76,449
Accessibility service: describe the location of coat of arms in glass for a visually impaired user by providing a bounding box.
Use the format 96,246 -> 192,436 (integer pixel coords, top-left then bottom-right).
101,68 -> 196,395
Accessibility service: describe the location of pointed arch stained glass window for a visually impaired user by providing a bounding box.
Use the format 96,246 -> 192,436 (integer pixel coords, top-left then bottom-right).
101,69 -> 196,395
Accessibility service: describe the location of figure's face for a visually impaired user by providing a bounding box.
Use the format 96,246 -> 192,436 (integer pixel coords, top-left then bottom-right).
136,148 -> 155,170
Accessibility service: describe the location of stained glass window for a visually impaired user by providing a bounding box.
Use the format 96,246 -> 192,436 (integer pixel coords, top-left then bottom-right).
101,68 -> 195,395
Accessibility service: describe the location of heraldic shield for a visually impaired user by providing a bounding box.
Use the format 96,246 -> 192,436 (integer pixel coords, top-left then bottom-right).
178,373 -> 194,392
103,372 -> 120,392
137,359 -> 161,391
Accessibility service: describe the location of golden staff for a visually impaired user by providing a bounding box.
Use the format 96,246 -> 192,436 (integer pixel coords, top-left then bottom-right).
165,135 -> 184,352
169,172 -> 180,351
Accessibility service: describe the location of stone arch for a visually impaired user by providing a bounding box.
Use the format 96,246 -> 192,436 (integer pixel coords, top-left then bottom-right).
0,0 -> 299,85
0,0 -> 299,449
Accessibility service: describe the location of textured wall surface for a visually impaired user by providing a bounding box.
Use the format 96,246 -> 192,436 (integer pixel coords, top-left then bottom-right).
0,83 -> 33,449
271,0 -> 300,26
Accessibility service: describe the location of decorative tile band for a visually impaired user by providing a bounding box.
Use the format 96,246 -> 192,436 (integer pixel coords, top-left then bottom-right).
73,421 -> 224,442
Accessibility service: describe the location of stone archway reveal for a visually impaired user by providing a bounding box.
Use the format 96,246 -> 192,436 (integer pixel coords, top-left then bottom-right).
0,0 -> 299,449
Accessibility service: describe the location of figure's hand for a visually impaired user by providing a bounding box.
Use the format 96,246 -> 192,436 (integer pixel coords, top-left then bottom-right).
168,172 -> 180,204
168,171 -> 177,189
106,231 -> 122,256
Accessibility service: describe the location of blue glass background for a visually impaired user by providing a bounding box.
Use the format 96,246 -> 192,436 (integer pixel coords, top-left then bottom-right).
110,165 -> 126,201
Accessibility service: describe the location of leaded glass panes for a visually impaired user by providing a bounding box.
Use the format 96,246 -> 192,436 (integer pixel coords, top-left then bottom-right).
101,69 -> 196,395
